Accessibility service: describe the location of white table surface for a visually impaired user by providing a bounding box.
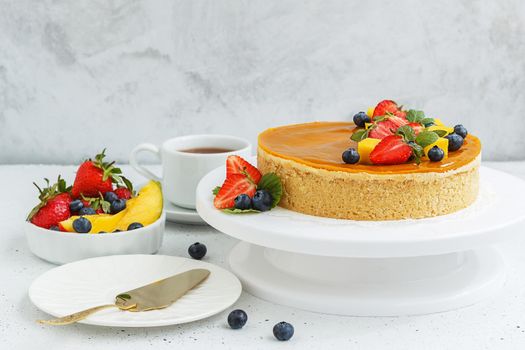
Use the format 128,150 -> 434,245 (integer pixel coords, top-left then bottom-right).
2,162 -> 525,350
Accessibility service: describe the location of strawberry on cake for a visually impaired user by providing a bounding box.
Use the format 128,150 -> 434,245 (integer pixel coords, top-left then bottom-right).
257,100 -> 481,221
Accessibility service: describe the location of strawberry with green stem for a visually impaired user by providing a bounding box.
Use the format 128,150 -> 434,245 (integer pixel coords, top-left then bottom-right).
27,176 -> 72,229
71,149 -> 133,198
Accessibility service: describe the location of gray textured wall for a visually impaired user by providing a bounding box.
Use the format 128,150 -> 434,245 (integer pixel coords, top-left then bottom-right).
1,0 -> 524,164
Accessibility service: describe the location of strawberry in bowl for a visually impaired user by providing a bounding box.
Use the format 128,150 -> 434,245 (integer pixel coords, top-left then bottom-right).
27,177 -> 72,230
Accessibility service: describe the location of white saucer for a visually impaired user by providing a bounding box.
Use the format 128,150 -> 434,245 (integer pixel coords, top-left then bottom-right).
164,201 -> 206,225
29,255 -> 242,327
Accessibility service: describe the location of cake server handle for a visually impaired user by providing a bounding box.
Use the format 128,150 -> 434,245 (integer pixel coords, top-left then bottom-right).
37,303 -> 135,326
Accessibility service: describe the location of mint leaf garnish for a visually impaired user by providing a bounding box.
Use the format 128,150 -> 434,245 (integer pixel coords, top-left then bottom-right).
415,131 -> 439,148
212,186 -> 221,196
222,208 -> 261,214
350,129 -> 369,142
408,142 -> 424,165
421,117 -> 435,127
121,176 -> 134,193
100,199 -> 111,213
257,173 -> 282,209
396,125 -> 416,142
431,129 -> 448,137
406,110 -> 425,123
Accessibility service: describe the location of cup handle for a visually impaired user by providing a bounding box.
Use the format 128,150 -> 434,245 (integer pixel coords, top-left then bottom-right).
129,143 -> 162,182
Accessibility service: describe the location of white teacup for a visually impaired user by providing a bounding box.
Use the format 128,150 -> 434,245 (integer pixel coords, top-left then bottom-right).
130,135 -> 251,209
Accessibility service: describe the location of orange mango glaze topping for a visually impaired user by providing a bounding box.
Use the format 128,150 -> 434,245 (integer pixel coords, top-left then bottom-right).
258,122 -> 481,174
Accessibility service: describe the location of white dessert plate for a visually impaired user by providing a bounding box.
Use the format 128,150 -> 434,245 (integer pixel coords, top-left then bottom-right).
196,163 -> 525,258
29,255 -> 242,327
164,201 -> 206,225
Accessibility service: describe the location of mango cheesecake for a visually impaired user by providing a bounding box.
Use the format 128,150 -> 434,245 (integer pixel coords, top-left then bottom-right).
257,100 -> 481,221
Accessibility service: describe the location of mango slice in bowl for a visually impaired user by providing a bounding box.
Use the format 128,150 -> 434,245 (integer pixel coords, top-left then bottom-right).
59,180 -> 163,233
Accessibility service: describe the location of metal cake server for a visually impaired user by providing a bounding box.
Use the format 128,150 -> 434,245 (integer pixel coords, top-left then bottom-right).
38,268 -> 210,326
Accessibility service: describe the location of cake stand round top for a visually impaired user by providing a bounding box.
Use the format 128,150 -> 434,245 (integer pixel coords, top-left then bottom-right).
196,162 -> 525,258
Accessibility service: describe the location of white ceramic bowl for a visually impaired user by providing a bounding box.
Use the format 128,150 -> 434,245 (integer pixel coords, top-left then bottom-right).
25,212 -> 166,265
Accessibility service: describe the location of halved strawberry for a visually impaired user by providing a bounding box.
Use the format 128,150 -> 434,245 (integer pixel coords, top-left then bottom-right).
408,122 -> 424,135
388,115 -> 409,128
369,121 -> 394,139
369,135 -> 413,165
394,110 -> 407,119
372,100 -> 399,119
226,155 -> 262,184
214,174 -> 257,209
369,116 -> 409,139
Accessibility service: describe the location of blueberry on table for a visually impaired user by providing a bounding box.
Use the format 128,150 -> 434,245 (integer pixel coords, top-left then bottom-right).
252,190 -> 273,212
79,207 -> 96,215
446,133 -> 464,152
273,321 -> 294,341
227,309 -> 248,329
127,222 -> 144,230
110,199 -> 126,214
453,124 -> 468,139
188,242 -> 207,260
234,194 -> 252,210
49,225 -> 60,231
428,146 -> 444,162
104,191 -> 118,203
69,199 -> 84,212
353,111 -> 371,128
342,148 -> 360,164
73,217 -> 91,233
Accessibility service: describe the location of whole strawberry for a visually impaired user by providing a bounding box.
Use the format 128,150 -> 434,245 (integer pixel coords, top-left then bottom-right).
28,177 -> 72,229
114,187 -> 132,200
71,149 -> 132,198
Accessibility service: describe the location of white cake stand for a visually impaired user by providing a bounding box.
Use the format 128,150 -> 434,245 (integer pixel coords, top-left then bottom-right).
196,164 -> 525,316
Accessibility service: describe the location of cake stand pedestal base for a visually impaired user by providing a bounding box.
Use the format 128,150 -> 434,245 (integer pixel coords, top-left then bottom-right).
230,242 -> 505,316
